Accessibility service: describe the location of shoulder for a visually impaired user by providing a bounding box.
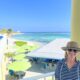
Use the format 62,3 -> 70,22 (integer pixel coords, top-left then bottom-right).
55,59 -> 65,70
77,60 -> 80,65
57,59 -> 65,66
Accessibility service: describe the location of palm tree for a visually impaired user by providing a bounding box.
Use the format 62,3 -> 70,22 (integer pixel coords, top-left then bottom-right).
0,28 -> 13,49
6,29 -> 13,49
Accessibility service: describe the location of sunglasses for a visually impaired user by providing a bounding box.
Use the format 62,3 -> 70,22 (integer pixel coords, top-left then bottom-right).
68,49 -> 77,53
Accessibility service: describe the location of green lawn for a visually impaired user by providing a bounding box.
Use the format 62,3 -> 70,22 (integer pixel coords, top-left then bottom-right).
8,61 -> 31,71
7,41 -> 40,71
12,43 -> 39,60
13,54 -> 26,60
13,43 -> 39,53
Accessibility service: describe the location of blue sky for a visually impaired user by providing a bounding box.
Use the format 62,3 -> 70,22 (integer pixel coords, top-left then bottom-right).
0,0 -> 71,32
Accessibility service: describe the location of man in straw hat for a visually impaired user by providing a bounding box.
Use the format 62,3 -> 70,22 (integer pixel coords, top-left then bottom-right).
55,41 -> 80,80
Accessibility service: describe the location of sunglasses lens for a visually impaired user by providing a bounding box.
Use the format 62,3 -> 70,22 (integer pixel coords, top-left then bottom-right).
68,49 -> 77,53
74,50 -> 77,52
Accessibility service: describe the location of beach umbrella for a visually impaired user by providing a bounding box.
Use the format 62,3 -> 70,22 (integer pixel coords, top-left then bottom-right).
8,61 -> 31,71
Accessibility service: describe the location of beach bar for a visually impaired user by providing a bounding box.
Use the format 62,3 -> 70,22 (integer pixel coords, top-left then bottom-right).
27,38 -> 70,60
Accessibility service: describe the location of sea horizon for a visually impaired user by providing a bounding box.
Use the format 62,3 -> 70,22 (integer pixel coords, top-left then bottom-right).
12,32 -> 70,43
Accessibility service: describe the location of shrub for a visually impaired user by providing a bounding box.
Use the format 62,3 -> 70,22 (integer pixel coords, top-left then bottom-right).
15,41 -> 27,46
5,52 -> 15,58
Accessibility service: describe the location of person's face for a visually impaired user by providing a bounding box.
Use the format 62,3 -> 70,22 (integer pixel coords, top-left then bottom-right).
66,49 -> 78,60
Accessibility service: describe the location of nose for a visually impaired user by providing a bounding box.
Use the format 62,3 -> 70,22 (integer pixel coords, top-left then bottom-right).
69,51 -> 76,55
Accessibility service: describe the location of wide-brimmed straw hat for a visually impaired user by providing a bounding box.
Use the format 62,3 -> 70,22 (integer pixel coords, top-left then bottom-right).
62,41 -> 80,51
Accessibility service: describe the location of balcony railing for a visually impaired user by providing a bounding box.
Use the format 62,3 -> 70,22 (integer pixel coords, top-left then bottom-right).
20,71 -> 55,80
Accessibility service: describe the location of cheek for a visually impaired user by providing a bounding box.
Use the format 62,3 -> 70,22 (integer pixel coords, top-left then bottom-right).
68,53 -> 76,58
71,54 -> 76,58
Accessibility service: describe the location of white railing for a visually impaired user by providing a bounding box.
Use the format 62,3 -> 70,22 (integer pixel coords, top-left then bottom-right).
20,72 -> 55,80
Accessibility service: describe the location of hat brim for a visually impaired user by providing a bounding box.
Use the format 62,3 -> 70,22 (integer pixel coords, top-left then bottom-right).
62,47 -> 80,52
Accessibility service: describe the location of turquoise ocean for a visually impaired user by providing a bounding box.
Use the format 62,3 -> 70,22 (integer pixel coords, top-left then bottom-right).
12,32 -> 70,43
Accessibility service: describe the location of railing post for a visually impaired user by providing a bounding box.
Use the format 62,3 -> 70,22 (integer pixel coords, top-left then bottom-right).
52,76 -> 54,80
44,77 -> 46,80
